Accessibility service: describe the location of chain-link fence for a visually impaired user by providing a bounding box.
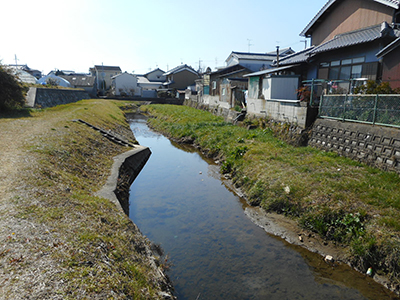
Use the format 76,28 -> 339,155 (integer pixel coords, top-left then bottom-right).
319,94 -> 400,127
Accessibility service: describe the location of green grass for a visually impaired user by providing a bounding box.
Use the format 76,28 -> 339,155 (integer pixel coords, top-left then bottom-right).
141,104 -> 400,283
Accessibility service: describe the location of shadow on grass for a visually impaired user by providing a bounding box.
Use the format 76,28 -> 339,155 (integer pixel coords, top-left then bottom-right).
0,108 -> 33,119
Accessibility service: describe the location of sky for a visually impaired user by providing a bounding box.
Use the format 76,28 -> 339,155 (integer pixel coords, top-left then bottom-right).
1,0 -> 328,75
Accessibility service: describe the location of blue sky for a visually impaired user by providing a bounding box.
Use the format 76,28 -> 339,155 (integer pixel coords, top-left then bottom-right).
1,0 -> 327,75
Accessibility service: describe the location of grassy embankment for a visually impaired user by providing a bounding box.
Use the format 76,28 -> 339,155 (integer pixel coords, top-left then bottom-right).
141,104 -> 400,285
0,100 -> 169,299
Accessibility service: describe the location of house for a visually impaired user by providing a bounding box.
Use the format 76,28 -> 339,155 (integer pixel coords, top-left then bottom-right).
8,64 -> 42,80
225,48 -> 295,72
377,34 -> 400,88
163,64 -> 199,90
111,72 -> 140,96
21,65 -> 42,79
209,64 -> 250,97
243,67 -> 307,126
198,49 -> 296,108
89,65 -> 122,92
144,68 -> 166,82
244,0 -> 400,127
206,64 -> 251,109
137,75 -> 164,98
60,74 -> 96,97
292,0 -> 400,93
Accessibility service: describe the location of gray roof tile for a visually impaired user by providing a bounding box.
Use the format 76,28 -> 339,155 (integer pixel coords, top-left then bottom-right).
310,22 -> 396,54
277,47 -> 315,65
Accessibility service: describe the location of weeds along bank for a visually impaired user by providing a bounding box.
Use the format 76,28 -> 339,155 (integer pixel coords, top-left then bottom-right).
141,104 -> 400,294
0,100 -> 173,299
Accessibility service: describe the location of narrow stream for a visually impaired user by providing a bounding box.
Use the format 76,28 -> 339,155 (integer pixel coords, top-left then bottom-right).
128,115 -> 396,300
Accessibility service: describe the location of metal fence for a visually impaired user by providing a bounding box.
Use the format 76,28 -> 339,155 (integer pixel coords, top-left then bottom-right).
319,94 -> 400,128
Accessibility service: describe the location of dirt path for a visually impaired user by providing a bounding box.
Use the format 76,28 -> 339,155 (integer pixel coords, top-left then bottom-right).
0,116 -> 65,298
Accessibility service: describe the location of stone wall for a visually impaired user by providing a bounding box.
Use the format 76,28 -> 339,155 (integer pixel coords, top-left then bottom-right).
26,87 -> 90,108
309,118 -> 400,173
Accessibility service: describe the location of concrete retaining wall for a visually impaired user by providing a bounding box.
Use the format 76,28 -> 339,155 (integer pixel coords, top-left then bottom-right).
309,118 -> 400,173
184,99 -> 240,122
247,97 -> 308,128
26,87 -> 90,108
96,146 -> 151,216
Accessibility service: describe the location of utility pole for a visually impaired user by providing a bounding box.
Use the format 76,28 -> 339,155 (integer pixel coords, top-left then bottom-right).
276,46 -> 280,68
198,58 -> 202,73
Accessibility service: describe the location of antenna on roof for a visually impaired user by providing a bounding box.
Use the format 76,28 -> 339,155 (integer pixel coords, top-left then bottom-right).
14,54 -> 19,67
247,39 -> 253,53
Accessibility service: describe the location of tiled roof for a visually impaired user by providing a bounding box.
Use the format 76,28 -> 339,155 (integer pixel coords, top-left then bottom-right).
276,47 -> 315,66
211,63 -> 249,76
375,0 -> 400,9
229,52 -> 276,60
144,68 -> 165,76
60,75 -> 95,87
301,0 -> 400,37
93,65 -> 121,71
137,75 -> 150,83
266,47 -> 295,56
310,22 -> 396,54
243,64 -> 300,77
163,64 -> 198,76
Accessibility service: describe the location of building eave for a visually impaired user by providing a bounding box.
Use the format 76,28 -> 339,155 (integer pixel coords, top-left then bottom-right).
300,0 -> 400,37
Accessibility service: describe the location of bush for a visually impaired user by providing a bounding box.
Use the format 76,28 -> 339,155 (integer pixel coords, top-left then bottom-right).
0,65 -> 27,110
353,80 -> 400,94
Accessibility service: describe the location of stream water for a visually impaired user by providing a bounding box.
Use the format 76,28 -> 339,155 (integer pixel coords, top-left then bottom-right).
128,115 -> 397,300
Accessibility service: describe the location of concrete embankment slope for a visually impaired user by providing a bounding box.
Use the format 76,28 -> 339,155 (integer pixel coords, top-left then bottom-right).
96,146 -> 151,216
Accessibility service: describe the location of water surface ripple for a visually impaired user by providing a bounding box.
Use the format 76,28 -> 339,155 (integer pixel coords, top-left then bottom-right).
129,115 -> 395,300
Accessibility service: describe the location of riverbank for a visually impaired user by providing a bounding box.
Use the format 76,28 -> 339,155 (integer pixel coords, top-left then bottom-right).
0,100 -> 173,299
139,104 -> 400,297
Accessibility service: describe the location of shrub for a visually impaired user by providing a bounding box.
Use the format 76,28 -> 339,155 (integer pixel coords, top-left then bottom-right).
0,65 -> 27,110
353,80 -> 400,94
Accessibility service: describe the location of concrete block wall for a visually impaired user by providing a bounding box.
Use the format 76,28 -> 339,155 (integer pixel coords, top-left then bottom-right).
247,97 -> 308,128
309,118 -> 400,173
26,87 -> 90,108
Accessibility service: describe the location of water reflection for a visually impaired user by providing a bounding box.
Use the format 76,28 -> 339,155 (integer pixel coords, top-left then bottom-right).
129,115 -> 397,300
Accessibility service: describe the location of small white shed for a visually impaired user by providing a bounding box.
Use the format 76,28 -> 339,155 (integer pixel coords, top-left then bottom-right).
262,75 -> 299,100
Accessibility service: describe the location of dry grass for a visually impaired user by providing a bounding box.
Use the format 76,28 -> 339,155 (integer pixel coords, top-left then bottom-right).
0,100 -> 169,299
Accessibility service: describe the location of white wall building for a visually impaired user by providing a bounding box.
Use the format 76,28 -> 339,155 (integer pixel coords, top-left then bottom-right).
111,72 -> 140,96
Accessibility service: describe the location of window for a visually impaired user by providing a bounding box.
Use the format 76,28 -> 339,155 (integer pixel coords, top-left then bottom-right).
339,66 -> 351,79
329,67 -> 340,80
351,65 -> 362,78
212,81 -> 216,89
319,57 -> 365,80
